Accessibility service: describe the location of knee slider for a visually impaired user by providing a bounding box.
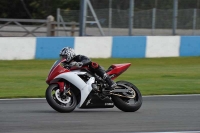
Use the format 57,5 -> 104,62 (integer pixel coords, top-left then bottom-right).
91,62 -> 99,69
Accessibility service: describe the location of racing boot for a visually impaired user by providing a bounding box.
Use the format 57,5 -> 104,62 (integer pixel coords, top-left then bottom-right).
91,64 -> 117,91
103,74 -> 117,91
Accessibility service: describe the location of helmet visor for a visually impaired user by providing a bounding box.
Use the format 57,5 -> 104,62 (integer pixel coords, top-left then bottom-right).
60,55 -> 71,62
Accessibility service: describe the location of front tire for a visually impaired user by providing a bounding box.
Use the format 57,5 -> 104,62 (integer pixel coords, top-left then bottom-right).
112,81 -> 142,112
45,84 -> 77,113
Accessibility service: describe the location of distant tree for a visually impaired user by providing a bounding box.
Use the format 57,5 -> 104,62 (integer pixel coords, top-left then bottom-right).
0,0 -> 79,19
0,0 -> 27,18
0,0 -> 199,19
28,0 -> 79,19
179,0 -> 197,9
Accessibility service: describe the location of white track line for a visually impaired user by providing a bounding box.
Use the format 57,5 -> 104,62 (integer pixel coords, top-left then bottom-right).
144,94 -> 200,97
134,131 -> 200,133
0,98 -> 45,100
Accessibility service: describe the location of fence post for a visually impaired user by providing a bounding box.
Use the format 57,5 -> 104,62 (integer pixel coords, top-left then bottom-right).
79,0 -> 87,36
47,15 -> 55,36
152,8 -> 156,35
108,0 -> 112,36
172,0 -> 178,35
129,0 -> 134,36
193,8 -> 197,35
57,8 -> 61,36
71,21 -> 76,36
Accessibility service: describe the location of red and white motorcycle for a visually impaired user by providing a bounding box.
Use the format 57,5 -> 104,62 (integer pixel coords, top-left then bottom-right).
45,59 -> 142,113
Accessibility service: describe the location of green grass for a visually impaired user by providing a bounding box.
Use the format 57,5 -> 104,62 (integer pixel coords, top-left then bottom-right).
0,57 -> 200,98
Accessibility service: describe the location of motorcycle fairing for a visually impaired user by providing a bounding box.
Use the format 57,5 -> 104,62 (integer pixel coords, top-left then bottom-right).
53,71 -> 95,108
80,92 -> 114,108
46,60 -> 69,84
107,63 -> 131,79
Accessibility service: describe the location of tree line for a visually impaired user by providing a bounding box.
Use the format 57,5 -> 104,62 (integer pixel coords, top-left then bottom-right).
0,0 -> 199,19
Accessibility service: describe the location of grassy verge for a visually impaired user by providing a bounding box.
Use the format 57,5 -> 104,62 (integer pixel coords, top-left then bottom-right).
0,57 -> 200,98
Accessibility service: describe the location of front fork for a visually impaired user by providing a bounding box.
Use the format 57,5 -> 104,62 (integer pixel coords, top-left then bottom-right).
57,82 -> 71,96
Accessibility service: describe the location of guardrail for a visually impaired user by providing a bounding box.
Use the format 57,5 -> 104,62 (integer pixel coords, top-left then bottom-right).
0,16 -> 79,37
1,36 -> 200,60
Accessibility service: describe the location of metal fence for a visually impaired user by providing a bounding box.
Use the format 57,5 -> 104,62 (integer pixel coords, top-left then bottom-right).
59,8 -> 200,36
0,16 -> 79,37
1,5 -> 200,37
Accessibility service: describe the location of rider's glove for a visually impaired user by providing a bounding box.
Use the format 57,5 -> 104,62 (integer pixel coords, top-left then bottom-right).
69,62 -> 83,68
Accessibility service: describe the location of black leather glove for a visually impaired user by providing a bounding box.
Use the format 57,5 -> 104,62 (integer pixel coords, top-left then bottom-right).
69,62 -> 83,68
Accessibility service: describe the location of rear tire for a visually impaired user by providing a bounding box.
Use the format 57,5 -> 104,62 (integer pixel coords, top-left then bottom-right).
45,84 -> 77,113
112,81 -> 142,112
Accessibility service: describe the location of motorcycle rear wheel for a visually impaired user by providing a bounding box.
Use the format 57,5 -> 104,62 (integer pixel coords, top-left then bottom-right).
111,81 -> 142,112
45,84 -> 77,113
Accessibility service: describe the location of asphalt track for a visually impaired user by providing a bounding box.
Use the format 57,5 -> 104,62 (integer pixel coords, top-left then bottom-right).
0,95 -> 200,133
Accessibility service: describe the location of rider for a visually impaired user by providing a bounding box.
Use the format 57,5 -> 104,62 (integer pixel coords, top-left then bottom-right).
59,47 -> 117,91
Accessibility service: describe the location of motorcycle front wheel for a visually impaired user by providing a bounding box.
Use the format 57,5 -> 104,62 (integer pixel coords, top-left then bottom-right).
111,81 -> 142,112
45,84 -> 77,113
